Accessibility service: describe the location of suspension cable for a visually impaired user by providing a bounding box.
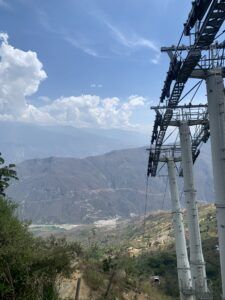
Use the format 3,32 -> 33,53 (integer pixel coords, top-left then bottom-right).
215,29 -> 225,40
143,175 -> 149,233
190,80 -> 203,104
163,127 -> 177,145
161,176 -> 169,210
178,80 -> 203,104
156,162 -> 166,176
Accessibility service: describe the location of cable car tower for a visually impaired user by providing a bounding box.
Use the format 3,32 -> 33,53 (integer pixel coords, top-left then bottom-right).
151,104 -> 210,299
147,1 -> 225,299
157,144 -> 194,300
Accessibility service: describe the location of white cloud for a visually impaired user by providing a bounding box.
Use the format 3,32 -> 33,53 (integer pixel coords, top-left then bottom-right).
38,94 -> 147,130
38,96 -> 51,103
0,113 -> 14,121
64,35 -> 98,57
0,33 -> 47,118
0,33 -> 148,131
103,20 -> 161,63
151,53 -> 161,65
20,104 -> 54,123
127,95 -> 146,107
91,83 -> 103,88
37,10 -> 99,58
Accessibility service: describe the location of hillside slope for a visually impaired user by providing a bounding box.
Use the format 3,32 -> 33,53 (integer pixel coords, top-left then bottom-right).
54,205 -> 220,300
7,145 -> 214,224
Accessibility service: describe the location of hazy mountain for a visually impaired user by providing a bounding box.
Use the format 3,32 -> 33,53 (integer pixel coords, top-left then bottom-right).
7,144 -> 214,224
0,121 -> 148,163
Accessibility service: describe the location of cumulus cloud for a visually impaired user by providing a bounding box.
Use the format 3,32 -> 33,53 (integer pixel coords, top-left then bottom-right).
0,33 -> 47,119
39,94 -> 147,129
0,33 -> 147,130
20,105 -> 54,123
127,95 -> 146,107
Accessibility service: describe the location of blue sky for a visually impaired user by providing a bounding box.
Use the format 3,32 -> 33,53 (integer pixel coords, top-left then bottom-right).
0,0 -> 197,132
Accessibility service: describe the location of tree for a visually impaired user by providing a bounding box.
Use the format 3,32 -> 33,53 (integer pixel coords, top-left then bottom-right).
0,154 -> 82,299
0,153 -> 18,196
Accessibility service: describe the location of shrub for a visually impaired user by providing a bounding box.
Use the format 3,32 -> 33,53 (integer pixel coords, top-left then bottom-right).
83,269 -> 104,291
0,196 -> 81,300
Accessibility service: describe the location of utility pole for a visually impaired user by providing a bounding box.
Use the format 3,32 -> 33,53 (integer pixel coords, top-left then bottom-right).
161,152 -> 194,300
179,122 -> 209,299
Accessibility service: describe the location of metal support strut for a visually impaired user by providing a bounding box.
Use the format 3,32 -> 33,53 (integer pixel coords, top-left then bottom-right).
167,157 -> 194,300
179,122 -> 209,300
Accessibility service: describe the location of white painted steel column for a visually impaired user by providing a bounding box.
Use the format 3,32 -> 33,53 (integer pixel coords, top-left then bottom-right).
206,69 -> 225,300
179,122 -> 209,299
167,157 -> 194,300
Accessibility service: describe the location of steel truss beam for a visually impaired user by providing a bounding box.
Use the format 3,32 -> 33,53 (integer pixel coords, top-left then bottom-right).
148,105 -> 210,177
148,0 -> 225,177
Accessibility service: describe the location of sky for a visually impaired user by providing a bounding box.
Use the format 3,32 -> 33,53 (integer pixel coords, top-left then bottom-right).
0,0 -> 196,133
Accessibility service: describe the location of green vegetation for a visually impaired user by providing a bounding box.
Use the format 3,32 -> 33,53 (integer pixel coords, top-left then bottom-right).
0,196 -> 83,300
0,155 -> 82,300
72,205 -> 221,300
0,154 -> 18,196
78,242 -> 175,299
0,153 -> 221,299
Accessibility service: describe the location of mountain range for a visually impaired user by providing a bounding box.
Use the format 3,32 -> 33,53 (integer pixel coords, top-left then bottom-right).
0,121 -> 148,163
7,144 -> 214,224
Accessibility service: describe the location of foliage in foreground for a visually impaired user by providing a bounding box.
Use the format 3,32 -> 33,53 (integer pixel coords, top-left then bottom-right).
80,243 -> 175,300
0,154 -> 18,196
0,196 -> 82,300
0,153 -> 83,299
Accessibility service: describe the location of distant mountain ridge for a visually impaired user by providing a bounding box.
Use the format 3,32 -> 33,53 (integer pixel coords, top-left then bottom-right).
0,121 -> 148,163
7,145 -> 214,224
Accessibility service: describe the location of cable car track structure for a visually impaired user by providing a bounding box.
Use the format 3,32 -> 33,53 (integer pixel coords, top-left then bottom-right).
148,0 -> 225,177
